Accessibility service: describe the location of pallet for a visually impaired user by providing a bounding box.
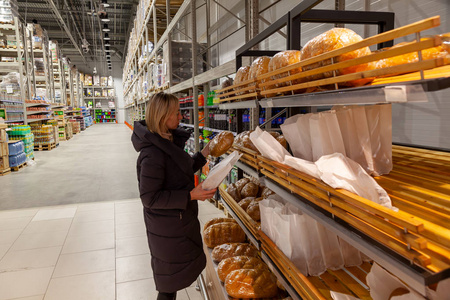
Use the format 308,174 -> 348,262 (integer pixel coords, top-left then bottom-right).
0,168 -> 10,176
11,162 -> 25,172
34,143 -> 56,151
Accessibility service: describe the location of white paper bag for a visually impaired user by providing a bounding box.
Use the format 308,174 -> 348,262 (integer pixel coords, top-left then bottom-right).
309,111 -> 346,161
285,203 -> 308,275
301,214 -> 326,276
281,113 -> 313,161
259,198 -> 285,242
202,151 -> 242,190
338,237 -> 362,267
352,106 -> 374,174
315,153 -> 395,210
283,156 -> 321,179
330,291 -> 361,300
316,222 -> 344,270
250,127 -> 291,163
365,104 -> 393,176
367,263 -> 425,300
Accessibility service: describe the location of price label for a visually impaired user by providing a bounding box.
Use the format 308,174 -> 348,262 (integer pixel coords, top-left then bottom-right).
6,85 -> 13,94
384,85 -> 407,103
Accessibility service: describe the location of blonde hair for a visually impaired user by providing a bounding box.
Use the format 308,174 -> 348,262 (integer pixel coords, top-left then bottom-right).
145,92 -> 179,137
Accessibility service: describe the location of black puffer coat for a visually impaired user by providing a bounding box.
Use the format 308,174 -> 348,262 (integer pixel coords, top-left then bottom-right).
132,120 -> 207,293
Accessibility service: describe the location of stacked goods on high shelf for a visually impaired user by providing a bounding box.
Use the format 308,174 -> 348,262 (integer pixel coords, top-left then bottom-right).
218,17 -> 450,103
0,73 -> 23,122
57,119 -> 66,141
94,109 -> 116,123
65,122 -> 73,140
0,0 -> 18,24
45,119 -> 59,146
69,119 -> 80,134
8,125 -> 33,160
0,123 -> 10,175
7,140 -> 25,170
30,123 -> 55,151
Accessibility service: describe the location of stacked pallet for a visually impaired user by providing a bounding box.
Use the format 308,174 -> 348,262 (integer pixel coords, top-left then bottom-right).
0,124 -> 10,175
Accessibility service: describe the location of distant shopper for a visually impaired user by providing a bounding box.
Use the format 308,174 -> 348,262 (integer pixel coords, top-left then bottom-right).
132,92 -> 216,300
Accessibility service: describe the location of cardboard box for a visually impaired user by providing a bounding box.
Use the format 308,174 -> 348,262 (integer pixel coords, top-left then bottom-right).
0,155 -> 9,170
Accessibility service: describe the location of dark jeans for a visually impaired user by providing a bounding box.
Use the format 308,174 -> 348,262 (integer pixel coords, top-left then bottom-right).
157,292 -> 177,300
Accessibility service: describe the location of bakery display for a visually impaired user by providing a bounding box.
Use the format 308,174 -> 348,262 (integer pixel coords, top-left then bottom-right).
224,269 -> 279,299
209,131 -> 235,157
203,222 -> 246,248
249,56 -> 276,96
218,256 -> 268,282
238,197 -> 255,211
240,182 -> 259,198
300,27 -> 374,87
211,242 -> 259,263
246,198 -> 263,222
234,130 -> 287,153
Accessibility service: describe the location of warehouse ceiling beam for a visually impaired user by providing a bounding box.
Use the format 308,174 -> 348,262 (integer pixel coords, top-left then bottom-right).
44,0 -> 87,63
207,1 -> 244,35
258,15 -> 287,39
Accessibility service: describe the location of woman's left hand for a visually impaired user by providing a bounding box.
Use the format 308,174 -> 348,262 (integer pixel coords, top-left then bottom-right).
201,140 -> 211,157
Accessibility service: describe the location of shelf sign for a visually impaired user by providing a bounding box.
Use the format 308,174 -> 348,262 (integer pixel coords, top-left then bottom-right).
384,86 -> 407,103
6,85 -> 13,94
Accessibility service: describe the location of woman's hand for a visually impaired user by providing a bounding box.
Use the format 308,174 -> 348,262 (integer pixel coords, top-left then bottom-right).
201,141 -> 211,158
190,182 -> 217,201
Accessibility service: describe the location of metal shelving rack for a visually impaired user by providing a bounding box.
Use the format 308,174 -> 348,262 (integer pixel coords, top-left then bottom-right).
123,1 -> 450,299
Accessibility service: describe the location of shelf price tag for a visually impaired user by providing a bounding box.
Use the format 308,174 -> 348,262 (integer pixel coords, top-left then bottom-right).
384,85 -> 407,103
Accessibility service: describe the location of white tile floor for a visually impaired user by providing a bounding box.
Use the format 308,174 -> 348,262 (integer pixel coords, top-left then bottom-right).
0,198 -> 226,300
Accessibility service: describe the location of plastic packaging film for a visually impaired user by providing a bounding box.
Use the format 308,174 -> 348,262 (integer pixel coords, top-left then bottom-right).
217,256 -> 268,282
203,222 -> 246,248
234,66 -> 250,95
224,269 -> 279,299
268,50 -> 303,88
211,243 -> 259,263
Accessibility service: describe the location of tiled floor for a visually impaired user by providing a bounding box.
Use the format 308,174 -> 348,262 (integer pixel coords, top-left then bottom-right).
0,198 -> 226,300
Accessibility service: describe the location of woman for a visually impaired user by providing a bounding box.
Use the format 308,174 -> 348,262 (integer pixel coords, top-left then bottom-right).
132,92 -> 216,300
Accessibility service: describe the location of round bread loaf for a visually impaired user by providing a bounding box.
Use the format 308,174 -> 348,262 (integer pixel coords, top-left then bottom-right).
249,56 -> 275,97
246,198 -> 263,222
234,66 -> 251,95
235,178 -> 250,192
225,269 -> 278,299
241,182 -> 259,199
211,242 -> 258,263
300,28 -> 374,87
203,222 -> 246,248
203,217 -> 236,232
226,183 -> 242,202
209,131 -> 234,157
238,197 -> 255,211
268,50 -> 302,88
261,186 -> 275,198
218,256 -> 268,282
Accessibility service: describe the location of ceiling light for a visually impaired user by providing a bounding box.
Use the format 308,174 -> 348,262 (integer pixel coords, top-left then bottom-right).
102,24 -> 110,32
102,0 -> 110,8
101,14 -> 110,22
104,42 -> 111,47
104,33 -> 110,40
106,55 -> 111,59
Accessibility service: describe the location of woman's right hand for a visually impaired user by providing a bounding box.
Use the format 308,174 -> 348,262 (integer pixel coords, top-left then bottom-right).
190,182 -> 217,201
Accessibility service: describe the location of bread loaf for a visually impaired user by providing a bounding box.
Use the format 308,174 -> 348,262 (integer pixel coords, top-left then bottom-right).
240,182 -> 259,199
234,66 -> 251,95
211,243 -> 258,263
203,222 -> 246,248
235,178 -> 250,192
249,56 -> 275,97
268,50 -> 302,88
225,269 -> 278,299
203,217 -> 236,232
300,28 -> 374,87
218,256 -> 268,282
209,131 -> 234,157
246,199 -> 262,222
238,197 -> 255,211
277,135 -> 288,149
261,187 -> 275,199
226,183 -> 242,202
375,40 -> 447,71
242,134 -> 259,152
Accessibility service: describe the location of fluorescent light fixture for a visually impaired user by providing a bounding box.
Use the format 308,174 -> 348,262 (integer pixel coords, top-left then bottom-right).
104,33 -> 110,40
104,42 -> 111,47
102,0 -> 110,8
101,14 -> 110,22
102,24 -> 110,32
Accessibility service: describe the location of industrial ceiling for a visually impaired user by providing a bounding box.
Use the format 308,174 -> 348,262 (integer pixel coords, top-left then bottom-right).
16,0 -> 183,73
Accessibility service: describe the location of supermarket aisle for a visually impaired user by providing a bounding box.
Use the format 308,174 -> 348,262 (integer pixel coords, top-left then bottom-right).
0,124 -> 139,210
0,198 -> 225,299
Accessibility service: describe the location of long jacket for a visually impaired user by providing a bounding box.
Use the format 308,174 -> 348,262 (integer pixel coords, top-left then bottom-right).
132,120 -> 207,293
